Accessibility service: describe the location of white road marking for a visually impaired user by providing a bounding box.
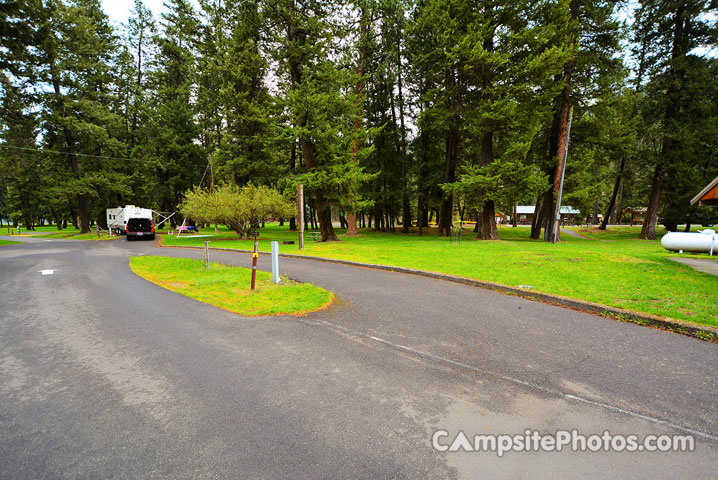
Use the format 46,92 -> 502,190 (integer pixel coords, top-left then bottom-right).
38,270 -> 55,275
310,318 -> 718,443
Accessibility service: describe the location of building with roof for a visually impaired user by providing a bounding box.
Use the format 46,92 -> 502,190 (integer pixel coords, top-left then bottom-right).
515,206 -> 581,225
691,176 -> 718,207
623,207 -> 647,226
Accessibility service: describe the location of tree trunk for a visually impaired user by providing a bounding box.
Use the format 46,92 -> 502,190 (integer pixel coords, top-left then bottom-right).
416,131 -> 430,236
311,198 -> 319,230
592,199 -> 599,225
477,130 -> 498,240
50,61 -> 90,233
345,6 -> 371,237
475,30 -> 498,240
297,128 -> 336,241
288,8 -> 337,241
70,207 -> 78,229
640,164 -> 663,240
545,92 -> 571,243
479,202 -> 498,240
541,0 -> 579,242
640,5 -> 687,241
51,209 -> 63,230
438,127 -> 458,237
530,196 -> 543,239
97,210 -> 108,230
600,157 -> 625,230
613,177 -> 624,225
396,29 -> 411,234
346,212 -> 357,235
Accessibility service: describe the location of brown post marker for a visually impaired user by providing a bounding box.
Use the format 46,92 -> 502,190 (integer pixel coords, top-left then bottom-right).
250,237 -> 259,290
298,184 -> 305,250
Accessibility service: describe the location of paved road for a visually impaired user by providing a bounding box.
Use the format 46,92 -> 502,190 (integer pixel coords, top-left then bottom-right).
670,256 -> 718,276
1,236 -> 716,479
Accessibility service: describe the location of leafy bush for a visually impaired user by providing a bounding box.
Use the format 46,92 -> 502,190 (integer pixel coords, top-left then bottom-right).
180,184 -> 294,238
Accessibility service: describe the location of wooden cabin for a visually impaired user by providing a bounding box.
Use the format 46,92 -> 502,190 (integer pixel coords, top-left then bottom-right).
691,176 -> 718,207
515,206 -> 581,225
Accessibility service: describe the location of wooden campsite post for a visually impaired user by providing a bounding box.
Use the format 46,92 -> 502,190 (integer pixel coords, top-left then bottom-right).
250,235 -> 259,290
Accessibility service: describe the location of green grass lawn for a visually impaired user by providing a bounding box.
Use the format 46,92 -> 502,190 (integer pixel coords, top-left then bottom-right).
160,223 -> 718,327
0,239 -> 21,246
129,255 -> 334,316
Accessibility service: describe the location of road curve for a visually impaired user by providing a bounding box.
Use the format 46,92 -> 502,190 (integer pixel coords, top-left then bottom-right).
1,236 -> 716,479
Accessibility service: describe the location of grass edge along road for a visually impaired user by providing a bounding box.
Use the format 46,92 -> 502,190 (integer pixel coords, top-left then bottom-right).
161,224 -> 718,328
0,240 -> 21,246
33,231 -> 119,240
129,256 -> 334,317
3,226 -> 118,240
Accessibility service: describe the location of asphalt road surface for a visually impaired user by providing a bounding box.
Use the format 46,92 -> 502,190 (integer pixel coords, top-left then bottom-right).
1,235 -> 716,479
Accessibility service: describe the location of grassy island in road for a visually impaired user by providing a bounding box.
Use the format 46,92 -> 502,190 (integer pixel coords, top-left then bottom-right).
129,255 -> 334,316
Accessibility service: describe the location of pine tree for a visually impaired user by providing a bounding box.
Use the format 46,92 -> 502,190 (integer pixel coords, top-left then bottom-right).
125,0 -> 156,150
0,76 -> 45,229
411,0 -> 569,239
32,0 -> 130,232
409,0 -> 467,237
530,0 -> 624,241
634,0 -> 717,239
266,0 -> 374,241
137,0 -> 206,220
211,0 -> 280,187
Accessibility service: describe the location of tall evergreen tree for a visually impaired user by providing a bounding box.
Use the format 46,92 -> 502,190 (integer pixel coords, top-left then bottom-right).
531,0 -> 624,241
33,0 -> 129,232
266,0 -> 374,241
212,0 -> 280,187
136,0 -> 205,219
411,0 -> 568,239
633,0 -> 717,239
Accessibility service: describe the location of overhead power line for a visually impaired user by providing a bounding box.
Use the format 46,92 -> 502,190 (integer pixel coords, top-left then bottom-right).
0,144 -> 207,168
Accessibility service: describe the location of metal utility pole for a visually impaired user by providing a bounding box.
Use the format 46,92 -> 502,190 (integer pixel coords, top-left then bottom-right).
204,241 -> 210,270
551,107 -> 574,244
298,184 -> 304,250
271,241 -> 280,283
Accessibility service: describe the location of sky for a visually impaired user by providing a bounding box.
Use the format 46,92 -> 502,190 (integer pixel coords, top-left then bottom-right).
100,1 -> 713,61
101,0 -> 164,27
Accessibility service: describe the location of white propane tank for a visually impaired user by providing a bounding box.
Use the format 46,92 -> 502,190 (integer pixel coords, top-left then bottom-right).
661,229 -> 717,254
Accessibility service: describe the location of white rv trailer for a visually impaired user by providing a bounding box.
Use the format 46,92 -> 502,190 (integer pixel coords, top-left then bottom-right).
106,205 -> 154,236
